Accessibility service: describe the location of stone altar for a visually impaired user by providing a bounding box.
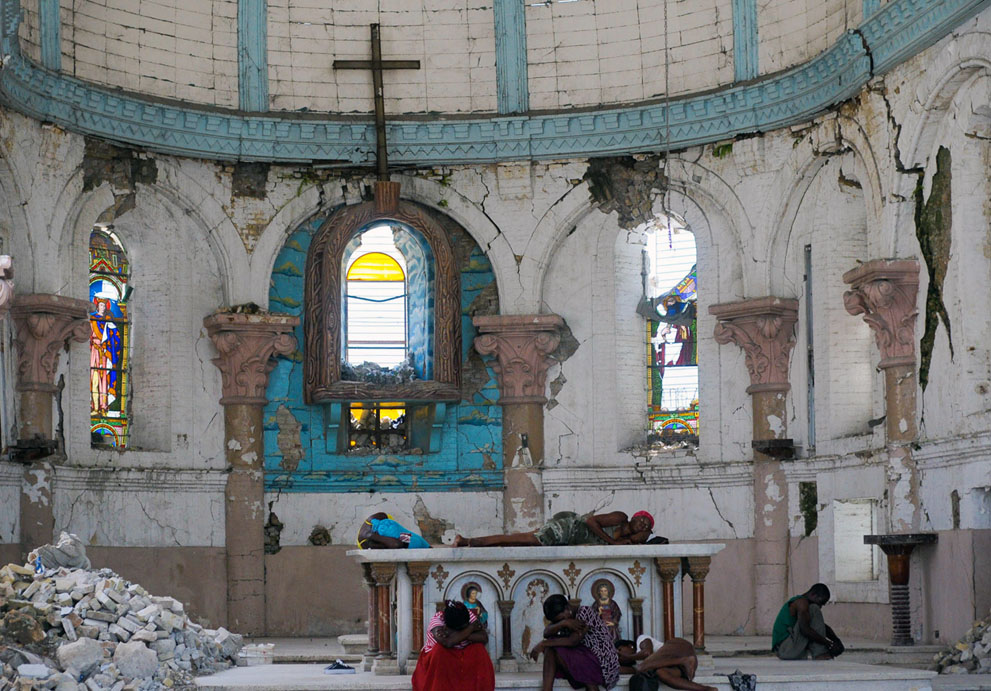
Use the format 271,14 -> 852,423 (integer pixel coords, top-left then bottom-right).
348,543 -> 724,674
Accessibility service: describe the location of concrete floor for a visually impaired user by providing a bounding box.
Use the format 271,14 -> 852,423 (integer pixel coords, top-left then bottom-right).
189,636 -> 991,690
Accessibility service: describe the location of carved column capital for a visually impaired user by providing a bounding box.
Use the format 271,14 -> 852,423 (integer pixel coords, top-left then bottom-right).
709,297 -> 799,393
204,312 -> 299,405
654,556 -> 682,583
497,599 -> 515,616
0,256 -> 14,321
686,556 -> 711,582
11,294 -> 90,393
842,259 -> 920,369
407,562 -> 431,587
473,314 -> 564,404
370,562 -> 397,588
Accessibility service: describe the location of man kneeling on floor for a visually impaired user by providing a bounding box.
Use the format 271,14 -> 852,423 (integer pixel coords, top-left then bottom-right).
772,583 -> 845,660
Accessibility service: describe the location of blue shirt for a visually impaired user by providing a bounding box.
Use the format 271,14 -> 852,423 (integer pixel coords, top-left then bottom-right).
371,518 -> 430,549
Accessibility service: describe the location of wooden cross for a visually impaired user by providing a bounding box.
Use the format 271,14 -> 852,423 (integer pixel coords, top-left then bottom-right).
334,24 -> 421,181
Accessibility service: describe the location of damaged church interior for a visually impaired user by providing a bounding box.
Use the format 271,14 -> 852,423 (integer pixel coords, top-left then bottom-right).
0,0 -> 990,688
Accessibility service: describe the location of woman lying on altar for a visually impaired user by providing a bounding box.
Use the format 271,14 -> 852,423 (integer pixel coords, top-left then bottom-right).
453,510 -> 658,547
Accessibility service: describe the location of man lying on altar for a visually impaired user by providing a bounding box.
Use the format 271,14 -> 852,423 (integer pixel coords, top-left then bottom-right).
453,510 -> 656,547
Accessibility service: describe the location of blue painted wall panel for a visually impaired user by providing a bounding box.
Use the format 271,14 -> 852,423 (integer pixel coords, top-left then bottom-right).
733,0 -> 758,82
38,0 -> 59,71
863,0 -> 881,17
263,214 -> 503,493
494,0 -> 529,114
238,0 -> 268,112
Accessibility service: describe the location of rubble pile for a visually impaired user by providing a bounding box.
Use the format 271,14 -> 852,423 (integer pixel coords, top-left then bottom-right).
931,610 -> 991,674
0,561 -> 243,690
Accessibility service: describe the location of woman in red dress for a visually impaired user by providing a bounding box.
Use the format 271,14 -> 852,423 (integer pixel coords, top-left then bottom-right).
412,600 -> 495,691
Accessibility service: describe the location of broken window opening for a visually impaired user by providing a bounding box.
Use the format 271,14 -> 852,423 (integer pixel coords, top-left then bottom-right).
799,481 -> 818,536
89,225 -> 131,449
641,214 -> 698,445
348,402 -> 409,454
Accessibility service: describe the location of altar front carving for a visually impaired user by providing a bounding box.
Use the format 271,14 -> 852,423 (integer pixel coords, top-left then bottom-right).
348,543 -> 724,674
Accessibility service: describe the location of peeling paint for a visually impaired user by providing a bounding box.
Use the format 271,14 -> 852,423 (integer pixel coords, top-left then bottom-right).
766,414 -> 785,437
21,468 -> 51,506
275,404 -> 304,472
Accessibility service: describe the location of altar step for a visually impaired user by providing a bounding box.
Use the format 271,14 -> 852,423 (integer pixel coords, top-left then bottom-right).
258,634 -> 942,670
196,657 -> 941,691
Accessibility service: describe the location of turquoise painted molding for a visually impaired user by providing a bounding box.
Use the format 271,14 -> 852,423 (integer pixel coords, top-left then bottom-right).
494,0 -> 529,115
237,0 -> 268,112
0,0 -> 988,165
733,0 -> 759,82
864,0 -> 882,18
38,0 -> 59,71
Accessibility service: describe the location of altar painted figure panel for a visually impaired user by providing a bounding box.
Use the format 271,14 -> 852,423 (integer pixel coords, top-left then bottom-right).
89,228 -> 130,448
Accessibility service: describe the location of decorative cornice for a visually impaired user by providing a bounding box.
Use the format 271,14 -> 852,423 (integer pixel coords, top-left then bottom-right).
709,297 -> 799,394
11,293 -> 90,393
0,0 -> 987,164
842,259 -> 919,369
203,311 -> 298,406
473,314 -> 564,405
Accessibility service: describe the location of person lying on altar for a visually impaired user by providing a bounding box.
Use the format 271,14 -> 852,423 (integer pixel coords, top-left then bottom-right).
357,512 -> 430,549
453,510 -> 655,547
411,600 -> 495,691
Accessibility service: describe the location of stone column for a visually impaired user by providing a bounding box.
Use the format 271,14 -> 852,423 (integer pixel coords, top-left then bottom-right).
408,562 -> 430,657
686,556 -> 711,650
497,599 -> 515,669
628,597 -> 644,641
362,563 -> 379,670
370,562 -> 398,674
10,294 -> 90,554
474,315 -> 563,533
204,312 -> 298,636
710,297 -> 799,635
843,260 -> 921,531
655,557 -> 681,641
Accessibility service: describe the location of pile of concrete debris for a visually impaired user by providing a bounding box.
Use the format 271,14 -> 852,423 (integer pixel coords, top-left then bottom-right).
0,554 -> 242,689
931,610 -> 991,674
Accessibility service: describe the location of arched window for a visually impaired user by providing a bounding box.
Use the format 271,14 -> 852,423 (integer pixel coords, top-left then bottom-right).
642,214 -> 698,441
345,229 -> 408,368
89,226 -> 131,448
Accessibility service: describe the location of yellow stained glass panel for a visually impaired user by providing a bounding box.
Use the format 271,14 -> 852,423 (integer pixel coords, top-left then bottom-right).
347,252 -> 405,281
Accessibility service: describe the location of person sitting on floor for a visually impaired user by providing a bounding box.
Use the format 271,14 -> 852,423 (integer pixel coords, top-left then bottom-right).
357,512 -> 430,549
454,510 -> 655,547
772,583 -> 845,660
411,600 -> 495,691
529,593 -> 620,690
628,637 -> 717,691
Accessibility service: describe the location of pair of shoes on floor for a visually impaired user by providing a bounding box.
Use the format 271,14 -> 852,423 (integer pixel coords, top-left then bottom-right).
324,659 -> 356,675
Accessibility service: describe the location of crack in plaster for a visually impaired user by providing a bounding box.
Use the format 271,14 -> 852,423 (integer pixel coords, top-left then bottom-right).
133,494 -> 182,547
707,487 -> 738,538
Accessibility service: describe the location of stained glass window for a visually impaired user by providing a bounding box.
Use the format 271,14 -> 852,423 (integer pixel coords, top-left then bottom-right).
644,215 -> 698,441
344,225 -> 408,368
89,227 -> 130,448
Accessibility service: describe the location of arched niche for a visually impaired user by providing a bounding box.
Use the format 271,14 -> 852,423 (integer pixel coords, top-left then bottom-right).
303,199 -> 462,403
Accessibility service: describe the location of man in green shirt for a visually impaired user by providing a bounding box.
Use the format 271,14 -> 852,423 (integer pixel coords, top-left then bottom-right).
771,583 -> 845,660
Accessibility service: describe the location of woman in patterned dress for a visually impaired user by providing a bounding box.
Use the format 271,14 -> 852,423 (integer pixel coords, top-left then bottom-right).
412,600 -> 495,691
529,593 -> 621,690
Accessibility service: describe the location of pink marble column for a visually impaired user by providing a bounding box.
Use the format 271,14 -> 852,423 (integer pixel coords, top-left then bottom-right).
474,315 -> 563,533
10,294 -> 91,554
710,297 -> 798,634
204,311 -> 298,635
843,259 -> 921,531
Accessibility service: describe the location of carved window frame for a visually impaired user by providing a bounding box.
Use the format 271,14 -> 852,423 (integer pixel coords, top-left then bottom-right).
304,200 -> 461,403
